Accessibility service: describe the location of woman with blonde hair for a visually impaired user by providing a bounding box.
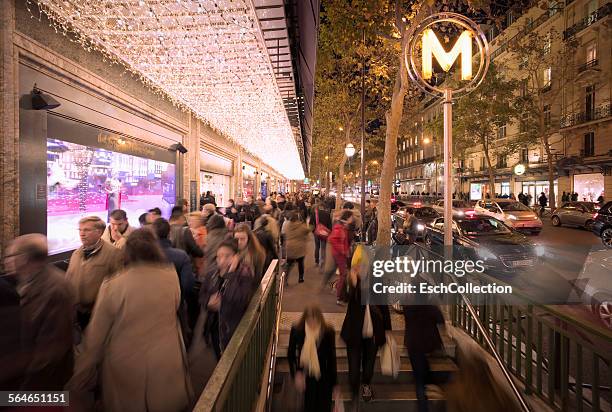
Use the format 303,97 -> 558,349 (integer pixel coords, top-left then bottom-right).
233,223 -> 266,281
287,305 -> 337,412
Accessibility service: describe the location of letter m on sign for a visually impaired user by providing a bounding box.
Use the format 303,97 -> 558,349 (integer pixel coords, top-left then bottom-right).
422,29 -> 472,81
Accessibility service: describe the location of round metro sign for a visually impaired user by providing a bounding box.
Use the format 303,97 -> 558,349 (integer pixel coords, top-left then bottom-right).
405,12 -> 490,97
514,164 -> 526,176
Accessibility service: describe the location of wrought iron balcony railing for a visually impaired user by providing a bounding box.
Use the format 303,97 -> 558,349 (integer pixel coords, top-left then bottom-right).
563,3 -> 612,40
577,59 -> 598,73
560,102 -> 611,128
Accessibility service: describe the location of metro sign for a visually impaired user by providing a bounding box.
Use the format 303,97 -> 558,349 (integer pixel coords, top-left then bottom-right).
421,29 -> 472,81
406,12 -> 489,97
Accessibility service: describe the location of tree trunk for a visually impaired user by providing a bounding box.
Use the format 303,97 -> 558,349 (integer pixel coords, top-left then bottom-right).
483,145 -> 496,197
376,43 -> 409,246
543,136 -> 556,208
336,156 -> 347,210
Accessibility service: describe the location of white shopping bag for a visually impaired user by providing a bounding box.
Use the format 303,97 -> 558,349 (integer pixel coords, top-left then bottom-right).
333,396 -> 345,412
380,332 -> 400,378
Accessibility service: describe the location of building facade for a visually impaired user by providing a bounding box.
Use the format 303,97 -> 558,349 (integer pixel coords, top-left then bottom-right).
395,0 -> 611,205
0,0 -> 317,256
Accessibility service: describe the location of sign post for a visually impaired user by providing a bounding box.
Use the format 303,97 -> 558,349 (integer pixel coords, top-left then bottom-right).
405,12 -> 490,254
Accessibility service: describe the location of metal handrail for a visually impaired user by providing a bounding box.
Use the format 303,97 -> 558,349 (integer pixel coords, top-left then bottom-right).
194,259 -> 279,412
407,243 -> 532,411
407,242 -> 612,410
265,270 -> 286,412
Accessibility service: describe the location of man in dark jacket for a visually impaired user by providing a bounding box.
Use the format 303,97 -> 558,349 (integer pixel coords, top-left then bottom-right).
309,199 -> 332,267
153,219 -> 197,339
403,290 -> 447,412
0,271 -> 22,390
4,234 -> 74,390
538,192 -> 548,217
153,219 -> 194,298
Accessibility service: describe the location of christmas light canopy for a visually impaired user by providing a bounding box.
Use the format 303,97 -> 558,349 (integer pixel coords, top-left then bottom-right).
31,0 -> 305,179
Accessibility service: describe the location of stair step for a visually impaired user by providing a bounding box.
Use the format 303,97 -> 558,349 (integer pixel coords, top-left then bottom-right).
276,329 -> 456,358
275,356 -> 457,385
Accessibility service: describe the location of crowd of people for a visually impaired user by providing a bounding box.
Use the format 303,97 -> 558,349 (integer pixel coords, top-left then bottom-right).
0,190 -> 382,410
0,189 -> 514,412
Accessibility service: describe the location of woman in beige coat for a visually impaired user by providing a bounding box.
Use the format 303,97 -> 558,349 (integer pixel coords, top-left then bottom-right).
66,229 -> 192,412
281,210 -> 311,284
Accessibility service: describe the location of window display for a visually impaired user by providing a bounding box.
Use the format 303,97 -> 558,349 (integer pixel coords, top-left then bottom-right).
47,138 -> 175,254
573,173 -> 604,202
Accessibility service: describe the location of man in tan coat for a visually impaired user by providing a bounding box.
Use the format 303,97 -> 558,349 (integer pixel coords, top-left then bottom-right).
66,216 -> 122,331
101,209 -> 135,249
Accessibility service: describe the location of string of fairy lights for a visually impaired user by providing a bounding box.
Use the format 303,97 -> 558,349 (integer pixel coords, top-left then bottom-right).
28,0 -> 305,179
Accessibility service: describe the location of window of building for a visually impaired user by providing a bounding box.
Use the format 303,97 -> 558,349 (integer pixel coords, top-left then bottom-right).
419,149 -> 424,160
521,148 -> 529,162
520,79 -> 528,97
480,157 -> 486,170
543,67 -> 552,88
586,0 -> 598,17
544,105 -> 551,126
548,1 -> 559,17
586,43 -> 597,64
543,33 -> 551,55
497,155 -> 508,168
507,11 -> 515,26
497,124 -> 507,139
520,112 -> 529,133
584,132 -> 594,157
586,85 -> 595,120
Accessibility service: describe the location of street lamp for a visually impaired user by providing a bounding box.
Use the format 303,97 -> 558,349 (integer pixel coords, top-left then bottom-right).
345,143 -> 356,157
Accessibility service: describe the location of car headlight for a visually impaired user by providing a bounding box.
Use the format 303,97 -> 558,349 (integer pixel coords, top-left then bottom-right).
508,215 -> 518,220
417,224 -> 425,231
456,211 -> 464,216
535,245 -> 545,257
477,248 -> 497,260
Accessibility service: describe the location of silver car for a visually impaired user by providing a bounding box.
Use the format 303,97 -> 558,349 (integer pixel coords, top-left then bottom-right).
576,248 -> 612,329
551,202 -> 598,229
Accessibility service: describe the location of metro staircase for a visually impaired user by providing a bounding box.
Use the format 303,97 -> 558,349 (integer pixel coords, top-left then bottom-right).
271,320 -> 458,412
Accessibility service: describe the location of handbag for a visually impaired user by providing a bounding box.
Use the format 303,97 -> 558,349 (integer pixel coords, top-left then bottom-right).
380,332 -> 400,378
314,209 -> 331,240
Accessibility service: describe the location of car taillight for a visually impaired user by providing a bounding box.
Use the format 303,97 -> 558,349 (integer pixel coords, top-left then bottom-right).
594,213 -> 598,219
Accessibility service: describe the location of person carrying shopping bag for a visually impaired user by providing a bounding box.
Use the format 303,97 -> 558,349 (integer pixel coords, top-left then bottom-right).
340,244 -> 391,404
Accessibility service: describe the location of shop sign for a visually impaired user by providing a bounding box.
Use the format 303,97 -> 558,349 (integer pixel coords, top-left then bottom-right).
514,164 -> 526,176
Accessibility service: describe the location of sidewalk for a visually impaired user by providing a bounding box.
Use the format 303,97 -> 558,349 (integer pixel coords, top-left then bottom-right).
281,233 -> 344,314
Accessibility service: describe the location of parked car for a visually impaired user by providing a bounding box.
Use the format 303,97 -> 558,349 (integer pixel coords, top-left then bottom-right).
390,199 -> 406,213
431,199 -> 474,216
424,214 -> 541,274
591,201 -> 612,248
551,202 -> 598,229
474,199 -> 543,235
392,205 -> 439,239
576,248 -> 612,329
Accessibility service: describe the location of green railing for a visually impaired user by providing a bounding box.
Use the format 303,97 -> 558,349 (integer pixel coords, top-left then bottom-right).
193,260 -> 281,412
404,244 -> 612,411
450,274 -> 612,412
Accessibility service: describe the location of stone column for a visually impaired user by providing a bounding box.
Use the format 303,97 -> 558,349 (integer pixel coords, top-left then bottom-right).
182,114 -> 200,210
0,0 -> 18,253
236,147 -> 243,200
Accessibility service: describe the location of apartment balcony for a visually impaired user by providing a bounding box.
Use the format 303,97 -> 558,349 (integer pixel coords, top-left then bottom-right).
563,3 -> 612,40
577,59 -> 598,73
560,102 -> 612,129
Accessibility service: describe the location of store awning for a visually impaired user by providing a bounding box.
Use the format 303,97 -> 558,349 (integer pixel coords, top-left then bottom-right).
32,0 -> 314,179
